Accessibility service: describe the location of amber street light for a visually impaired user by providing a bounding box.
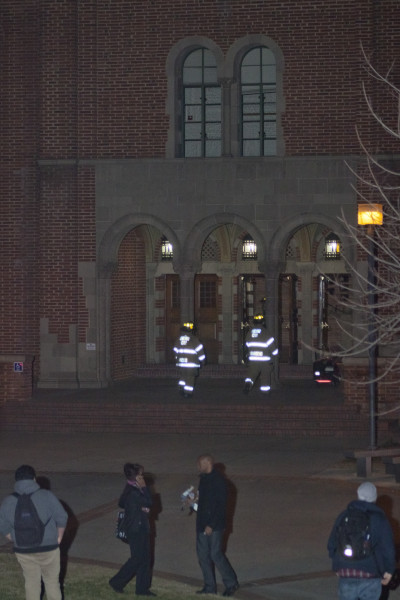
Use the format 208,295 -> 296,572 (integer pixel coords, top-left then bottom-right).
357,203 -> 383,449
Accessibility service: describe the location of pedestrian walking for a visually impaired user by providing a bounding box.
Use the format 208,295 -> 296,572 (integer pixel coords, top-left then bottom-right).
109,462 -> 156,596
327,481 -> 395,600
0,464 -> 68,600
173,322 -> 206,397
194,454 -> 239,596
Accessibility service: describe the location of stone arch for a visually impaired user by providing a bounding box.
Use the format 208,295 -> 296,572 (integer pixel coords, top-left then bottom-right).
268,212 -> 354,265
97,213 -> 181,276
182,212 -> 266,270
270,212 -> 355,365
96,213 -> 182,385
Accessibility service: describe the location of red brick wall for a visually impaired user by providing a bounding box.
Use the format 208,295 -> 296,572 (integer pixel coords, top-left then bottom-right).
111,229 -> 147,380
0,3 -> 40,398
1,0 -> 399,401
22,0 -> 400,161
38,165 -> 94,344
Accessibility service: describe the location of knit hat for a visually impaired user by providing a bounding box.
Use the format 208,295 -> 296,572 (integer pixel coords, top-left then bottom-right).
357,482 -> 377,503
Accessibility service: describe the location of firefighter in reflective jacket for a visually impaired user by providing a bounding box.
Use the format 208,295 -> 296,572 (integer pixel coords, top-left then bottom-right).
173,322 -> 206,397
243,314 -> 278,393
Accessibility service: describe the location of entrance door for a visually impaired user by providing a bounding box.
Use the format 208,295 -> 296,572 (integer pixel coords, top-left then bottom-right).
239,275 -> 267,363
195,275 -> 218,364
278,274 -> 298,363
166,274 -> 181,363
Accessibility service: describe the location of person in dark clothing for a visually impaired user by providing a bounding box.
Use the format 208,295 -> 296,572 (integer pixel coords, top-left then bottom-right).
0,464 -> 68,600
327,482 -> 395,600
195,455 -> 239,597
109,463 -> 156,596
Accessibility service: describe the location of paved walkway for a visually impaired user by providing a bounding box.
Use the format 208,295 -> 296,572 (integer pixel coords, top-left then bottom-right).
0,382 -> 399,599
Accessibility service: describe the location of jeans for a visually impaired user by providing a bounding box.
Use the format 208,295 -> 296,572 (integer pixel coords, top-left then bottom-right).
15,548 -> 62,600
338,577 -> 382,600
196,530 -> 237,593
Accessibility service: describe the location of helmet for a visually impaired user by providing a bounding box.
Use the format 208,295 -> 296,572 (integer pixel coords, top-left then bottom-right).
253,314 -> 265,326
181,322 -> 194,333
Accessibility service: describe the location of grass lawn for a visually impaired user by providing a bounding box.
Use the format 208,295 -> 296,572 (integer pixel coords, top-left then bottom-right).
0,553 -> 201,599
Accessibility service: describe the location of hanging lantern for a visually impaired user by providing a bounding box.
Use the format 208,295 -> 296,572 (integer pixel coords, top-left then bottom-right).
242,234 -> 257,260
161,236 -> 173,260
324,233 -> 341,260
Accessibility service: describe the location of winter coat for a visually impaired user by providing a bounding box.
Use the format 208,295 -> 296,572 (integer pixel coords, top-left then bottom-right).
196,468 -> 227,533
119,483 -> 152,537
327,499 -> 395,577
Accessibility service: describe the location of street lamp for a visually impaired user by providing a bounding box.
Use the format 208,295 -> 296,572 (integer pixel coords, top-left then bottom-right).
357,203 -> 383,449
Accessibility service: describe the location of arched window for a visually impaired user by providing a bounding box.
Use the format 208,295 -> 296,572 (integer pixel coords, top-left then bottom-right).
240,46 -> 276,156
183,48 -> 221,157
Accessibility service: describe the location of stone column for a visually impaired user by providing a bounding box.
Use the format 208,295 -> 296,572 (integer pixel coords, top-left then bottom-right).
97,261 -> 118,387
298,263 -> 315,365
146,263 -> 158,362
178,264 -> 197,323
219,265 -> 235,363
262,259 -> 283,339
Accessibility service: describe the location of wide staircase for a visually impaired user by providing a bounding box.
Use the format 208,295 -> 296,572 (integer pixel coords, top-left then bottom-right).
0,364 -> 369,438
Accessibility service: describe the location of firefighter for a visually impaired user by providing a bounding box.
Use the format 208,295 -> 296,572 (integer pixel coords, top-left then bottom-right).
173,322 -> 206,397
243,314 -> 278,393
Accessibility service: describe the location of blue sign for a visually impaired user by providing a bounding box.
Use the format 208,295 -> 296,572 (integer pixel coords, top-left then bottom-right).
14,362 -> 24,373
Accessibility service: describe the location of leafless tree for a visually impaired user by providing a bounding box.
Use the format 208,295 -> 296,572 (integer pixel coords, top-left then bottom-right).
327,47 -> 400,388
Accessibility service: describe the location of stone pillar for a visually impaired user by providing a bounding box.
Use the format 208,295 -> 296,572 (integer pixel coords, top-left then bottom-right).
97,261 -> 117,387
297,263 -> 315,365
260,259 -> 283,385
179,265 -> 196,323
146,263 -> 157,362
262,260 -> 283,339
219,265 -> 235,363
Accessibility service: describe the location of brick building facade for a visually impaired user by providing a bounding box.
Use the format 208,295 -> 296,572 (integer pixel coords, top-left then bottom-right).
1,1 -> 399,411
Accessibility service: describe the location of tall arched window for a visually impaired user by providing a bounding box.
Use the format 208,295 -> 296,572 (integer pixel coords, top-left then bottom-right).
241,46 -> 277,156
183,48 -> 221,157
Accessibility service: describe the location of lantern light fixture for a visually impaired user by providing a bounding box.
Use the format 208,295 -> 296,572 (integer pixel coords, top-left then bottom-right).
324,233 -> 341,260
161,236 -> 173,260
242,234 -> 257,260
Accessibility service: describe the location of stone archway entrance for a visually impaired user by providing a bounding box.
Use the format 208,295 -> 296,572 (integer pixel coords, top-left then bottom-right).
279,223 -> 350,365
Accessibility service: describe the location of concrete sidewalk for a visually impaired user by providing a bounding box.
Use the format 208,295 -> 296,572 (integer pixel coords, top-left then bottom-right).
0,431 -> 399,599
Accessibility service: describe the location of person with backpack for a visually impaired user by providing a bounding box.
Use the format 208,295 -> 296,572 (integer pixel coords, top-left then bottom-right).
327,481 -> 395,600
0,464 -> 68,600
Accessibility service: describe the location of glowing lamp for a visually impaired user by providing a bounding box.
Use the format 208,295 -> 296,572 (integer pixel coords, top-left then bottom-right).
357,204 -> 383,226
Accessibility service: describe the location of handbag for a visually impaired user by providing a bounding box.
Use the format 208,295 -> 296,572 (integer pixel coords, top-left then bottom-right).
115,510 -> 129,543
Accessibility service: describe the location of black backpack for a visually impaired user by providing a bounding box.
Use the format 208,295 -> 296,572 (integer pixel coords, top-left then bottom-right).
13,491 -> 46,547
335,507 -> 373,560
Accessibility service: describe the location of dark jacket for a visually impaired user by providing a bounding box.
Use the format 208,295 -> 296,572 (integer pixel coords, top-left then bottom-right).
196,468 -> 227,533
119,483 -> 152,536
327,500 -> 395,577
0,479 -> 68,554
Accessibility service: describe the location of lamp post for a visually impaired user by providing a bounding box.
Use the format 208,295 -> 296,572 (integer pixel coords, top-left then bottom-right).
357,203 -> 383,449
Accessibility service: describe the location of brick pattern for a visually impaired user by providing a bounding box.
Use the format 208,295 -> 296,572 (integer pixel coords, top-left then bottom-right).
0,398 -> 368,437
111,228 -> 146,380
2,0 -> 399,405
